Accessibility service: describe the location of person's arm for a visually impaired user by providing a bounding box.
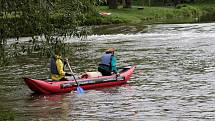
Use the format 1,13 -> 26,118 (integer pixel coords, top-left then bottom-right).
111,56 -> 117,73
56,59 -> 65,76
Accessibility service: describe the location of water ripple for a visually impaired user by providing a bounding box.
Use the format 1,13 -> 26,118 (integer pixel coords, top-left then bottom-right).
1,23 -> 215,121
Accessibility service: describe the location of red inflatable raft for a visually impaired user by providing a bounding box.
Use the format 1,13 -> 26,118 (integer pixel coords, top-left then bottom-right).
23,66 -> 135,94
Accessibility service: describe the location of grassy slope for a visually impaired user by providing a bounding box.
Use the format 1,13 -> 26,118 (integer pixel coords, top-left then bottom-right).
99,6 -> 177,22
92,4 -> 215,25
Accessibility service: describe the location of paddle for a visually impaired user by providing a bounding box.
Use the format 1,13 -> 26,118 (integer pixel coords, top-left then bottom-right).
66,59 -> 84,94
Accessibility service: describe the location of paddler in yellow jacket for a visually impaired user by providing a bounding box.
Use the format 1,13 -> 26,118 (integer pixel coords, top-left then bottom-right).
50,48 -> 71,81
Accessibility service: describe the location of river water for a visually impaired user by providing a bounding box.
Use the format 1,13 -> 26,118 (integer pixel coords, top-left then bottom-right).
1,23 -> 215,121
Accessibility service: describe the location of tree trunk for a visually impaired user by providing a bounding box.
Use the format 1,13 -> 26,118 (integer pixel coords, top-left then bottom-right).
172,0 -> 180,6
123,0 -> 132,8
122,0 -> 125,7
190,0 -> 195,3
107,0 -> 118,9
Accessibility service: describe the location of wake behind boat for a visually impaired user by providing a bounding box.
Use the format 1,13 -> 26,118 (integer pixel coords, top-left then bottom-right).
23,66 -> 135,94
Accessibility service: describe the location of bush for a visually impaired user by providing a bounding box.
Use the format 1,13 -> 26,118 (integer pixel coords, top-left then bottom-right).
84,14 -> 128,25
176,4 -> 201,17
0,111 -> 15,121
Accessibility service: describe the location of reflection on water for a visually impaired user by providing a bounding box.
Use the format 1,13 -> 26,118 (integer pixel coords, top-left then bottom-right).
1,23 -> 215,120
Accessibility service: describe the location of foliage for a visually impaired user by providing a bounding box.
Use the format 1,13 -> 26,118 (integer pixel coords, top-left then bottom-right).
84,14 -> 128,25
133,0 -> 215,6
176,4 -> 202,17
192,3 -> 215,21
0,0 -> 96,66
0,111 -> 15,121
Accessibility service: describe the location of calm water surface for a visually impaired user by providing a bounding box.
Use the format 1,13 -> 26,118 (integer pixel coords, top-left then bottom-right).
1,23 -> 215,121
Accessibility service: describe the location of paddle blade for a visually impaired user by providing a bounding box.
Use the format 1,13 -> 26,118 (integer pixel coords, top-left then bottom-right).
76,86 -> 84,94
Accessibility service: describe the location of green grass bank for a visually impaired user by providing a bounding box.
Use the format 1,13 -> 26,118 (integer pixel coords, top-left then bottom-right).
85,3 -> 215,25
1,3 -> 215,38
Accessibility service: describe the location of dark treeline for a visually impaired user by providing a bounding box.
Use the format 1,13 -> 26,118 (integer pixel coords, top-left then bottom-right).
137,0 -> 215,6
101,0 -> 215,9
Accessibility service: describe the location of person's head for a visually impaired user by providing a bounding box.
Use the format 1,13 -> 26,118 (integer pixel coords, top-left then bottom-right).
55,48 -> 62,56
105,48 -> 115,54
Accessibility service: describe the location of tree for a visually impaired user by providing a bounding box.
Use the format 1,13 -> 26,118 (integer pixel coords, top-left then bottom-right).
107,0 -> 118,9
0,0 -> 96,66
107,0 -> 132,9
123,0 -> 132,8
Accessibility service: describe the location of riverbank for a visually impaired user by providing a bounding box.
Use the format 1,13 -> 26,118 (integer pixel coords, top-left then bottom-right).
85,3 -> 215,25
1,3 -> 215,38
